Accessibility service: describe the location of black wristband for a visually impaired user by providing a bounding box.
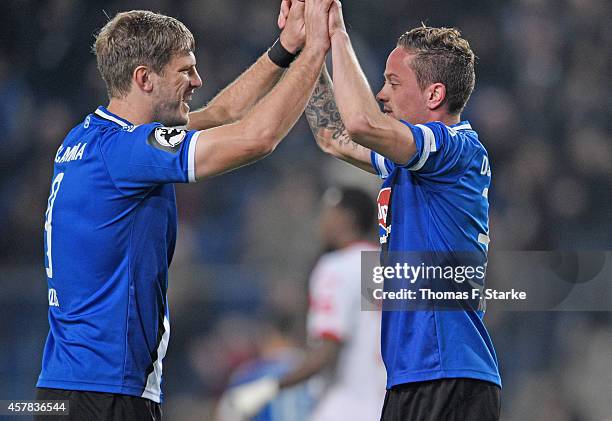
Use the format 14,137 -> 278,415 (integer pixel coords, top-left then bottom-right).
268,38 -> 298,68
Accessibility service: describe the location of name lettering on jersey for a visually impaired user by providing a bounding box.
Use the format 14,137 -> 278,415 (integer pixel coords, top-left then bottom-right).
480,155 -> 491,177
48,288 -> 60,307
54,143 -> 87,164
480,155 -> 491,199
147,127 -> 187,153
377,187 -> 392,244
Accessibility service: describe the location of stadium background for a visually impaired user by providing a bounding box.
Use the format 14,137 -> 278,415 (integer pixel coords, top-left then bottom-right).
1,0 -> 611,419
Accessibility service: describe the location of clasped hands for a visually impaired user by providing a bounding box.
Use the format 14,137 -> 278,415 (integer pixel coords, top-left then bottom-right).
278,0 -> 346,55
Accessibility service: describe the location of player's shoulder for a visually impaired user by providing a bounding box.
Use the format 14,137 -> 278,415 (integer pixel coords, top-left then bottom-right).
422,120 -> 476,138
89,106 -> 134,131
63,121 -> 87,143
399,119 -> 483,152
144,126 -> 193,153
88,106 -> 157,137
431,120 -> 487,154
90,107 -> 182,146
446,121 -> 484,144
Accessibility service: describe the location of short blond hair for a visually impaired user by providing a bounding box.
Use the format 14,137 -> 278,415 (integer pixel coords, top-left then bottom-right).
94,10 -> 195,99
398,26 -> 475,115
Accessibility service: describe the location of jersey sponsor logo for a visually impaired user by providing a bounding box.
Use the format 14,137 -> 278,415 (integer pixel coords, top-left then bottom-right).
377,187 -> 391,244
148,127 -> 187,153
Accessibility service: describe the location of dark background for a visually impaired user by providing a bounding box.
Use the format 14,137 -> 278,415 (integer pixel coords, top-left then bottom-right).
1,0 -> 611,419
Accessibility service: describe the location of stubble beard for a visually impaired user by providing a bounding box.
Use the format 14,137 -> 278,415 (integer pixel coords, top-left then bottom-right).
152,97 -> 188,127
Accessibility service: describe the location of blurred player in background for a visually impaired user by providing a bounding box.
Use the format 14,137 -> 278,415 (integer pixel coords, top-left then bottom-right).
218,315 -> 315,421
283,1 -> 502,419
36,2 -> 335,420
222,187 -> 386,420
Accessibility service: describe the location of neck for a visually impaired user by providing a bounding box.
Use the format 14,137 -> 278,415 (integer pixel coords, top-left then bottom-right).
106,95 -> 153,126
426,110 -> 461,126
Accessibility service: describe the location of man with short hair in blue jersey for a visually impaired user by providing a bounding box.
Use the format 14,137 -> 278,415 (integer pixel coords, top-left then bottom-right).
36,3 -> 337,420
286,1 -> 502,419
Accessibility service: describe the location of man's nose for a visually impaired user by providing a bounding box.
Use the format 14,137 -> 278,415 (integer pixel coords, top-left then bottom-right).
192,70 -> 203,89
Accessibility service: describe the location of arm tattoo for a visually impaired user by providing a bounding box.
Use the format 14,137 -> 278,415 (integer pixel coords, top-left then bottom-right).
305,72 -> 361,149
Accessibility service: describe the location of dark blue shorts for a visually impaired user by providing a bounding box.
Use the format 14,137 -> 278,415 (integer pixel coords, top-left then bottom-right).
34,387 -> 161,421
380,378 -> 501,421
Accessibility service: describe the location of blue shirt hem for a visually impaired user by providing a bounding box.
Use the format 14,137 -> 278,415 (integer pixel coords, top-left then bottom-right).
36,378 -> 163,403
386,369 -> 502,389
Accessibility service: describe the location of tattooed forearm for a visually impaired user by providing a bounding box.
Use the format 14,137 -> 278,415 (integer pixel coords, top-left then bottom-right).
305,70 -> 361,149
304,68 -> 376,173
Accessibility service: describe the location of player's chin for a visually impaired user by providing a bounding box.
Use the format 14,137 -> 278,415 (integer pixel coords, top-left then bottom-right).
181,100 -> 190,113
179,101 -> 191,121
161,112 -> 188,128
173,103 -> 190,126
383,110 -> 399,120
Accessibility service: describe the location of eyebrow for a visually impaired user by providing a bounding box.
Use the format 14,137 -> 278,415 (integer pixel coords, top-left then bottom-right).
384,73 -> 400,80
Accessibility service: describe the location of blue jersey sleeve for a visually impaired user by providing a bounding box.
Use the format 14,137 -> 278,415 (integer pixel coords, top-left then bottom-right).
100,124 -> 199,193
402,121 -> 480,181
371,150 -> 396,179
371,121 -> 482,183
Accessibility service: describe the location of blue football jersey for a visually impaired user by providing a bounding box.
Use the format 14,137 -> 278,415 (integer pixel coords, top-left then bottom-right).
371,120 -> 501,388
37,106 -> 199,403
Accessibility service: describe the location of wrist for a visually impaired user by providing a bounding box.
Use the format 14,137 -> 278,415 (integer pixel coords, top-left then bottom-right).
301,42 -> 329,58
330,30 -> 349,44
279,34 -> 302,55
268,38 -> 299,68
299,48 -> 327,65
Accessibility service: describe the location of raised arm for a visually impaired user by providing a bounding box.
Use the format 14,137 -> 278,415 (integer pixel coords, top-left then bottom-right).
192,0 -> 333,180
187,55 -> 285,130
305,65 -> 375,173
187,1 -> 305,130
328,1 -> 416,165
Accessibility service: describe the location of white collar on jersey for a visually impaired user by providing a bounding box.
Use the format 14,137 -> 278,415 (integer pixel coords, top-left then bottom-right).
94,107 -> 132,128
450,121 -> 472,131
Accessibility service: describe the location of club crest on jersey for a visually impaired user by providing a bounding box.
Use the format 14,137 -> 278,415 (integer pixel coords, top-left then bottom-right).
377,187 -> 392,244
148,127 -> 187,153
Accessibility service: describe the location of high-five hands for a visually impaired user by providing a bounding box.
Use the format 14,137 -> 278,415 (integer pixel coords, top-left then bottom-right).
279,0 -> 341,54
277,0 -> 296,30
279,0 -> 305,54
304,0 -> 335,53
328,0 -> 346,40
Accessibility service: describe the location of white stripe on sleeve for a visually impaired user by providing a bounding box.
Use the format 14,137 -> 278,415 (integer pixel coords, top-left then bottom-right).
409,124 -> 435,171
188,131 -> 200,183
376,153 -> 389,179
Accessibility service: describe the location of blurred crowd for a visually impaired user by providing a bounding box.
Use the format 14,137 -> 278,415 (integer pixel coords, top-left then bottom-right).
0,0 -> 610,420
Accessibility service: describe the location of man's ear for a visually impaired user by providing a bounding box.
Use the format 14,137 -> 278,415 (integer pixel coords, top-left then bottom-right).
133,65 -> 154,93
425,82 -> 446,110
